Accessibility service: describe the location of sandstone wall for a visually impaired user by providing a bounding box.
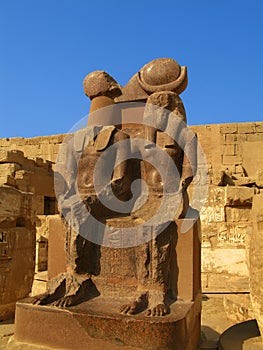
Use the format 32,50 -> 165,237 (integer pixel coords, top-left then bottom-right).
0,136 -> 64,275
1,121 -> 262,294
191,122 -> 263,179
0,134 -> 66,165
0,149 -> 58,277
191,122 -> 263,293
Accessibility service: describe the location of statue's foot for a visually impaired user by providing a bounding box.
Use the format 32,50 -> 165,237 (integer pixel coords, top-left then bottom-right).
52,278 -> 99,308
120,293 -> 148,315
32,295 -> 51,305
31,274 -> 99,307
146,303 -> 170,316
31,293 -> 50,305
146,290 -> 170,316
51,294 -> 81,307
31,276 -> 66,305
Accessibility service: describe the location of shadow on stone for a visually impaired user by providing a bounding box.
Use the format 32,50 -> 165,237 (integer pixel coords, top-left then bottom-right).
218,319 -> 260,350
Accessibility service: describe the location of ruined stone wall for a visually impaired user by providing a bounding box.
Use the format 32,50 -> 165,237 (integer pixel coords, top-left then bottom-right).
191,122 -> 263,293
0,148 -> 58,280
0,134 -> 65,164
1,121 -> 262,294
191,122 -> 263,178
0,135 -> 65,274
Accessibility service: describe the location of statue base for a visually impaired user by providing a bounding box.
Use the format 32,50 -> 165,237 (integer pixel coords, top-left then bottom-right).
9,294 -> 201,350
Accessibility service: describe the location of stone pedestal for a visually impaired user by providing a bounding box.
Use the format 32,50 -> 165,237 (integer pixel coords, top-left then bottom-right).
11,219 -> 201,349
10,294 -> 201,350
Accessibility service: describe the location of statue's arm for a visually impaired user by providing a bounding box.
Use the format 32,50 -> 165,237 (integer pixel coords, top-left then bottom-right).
181,130 -> 197,190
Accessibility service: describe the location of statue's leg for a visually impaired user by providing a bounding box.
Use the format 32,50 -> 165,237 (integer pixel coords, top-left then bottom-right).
34,220 -> 100,307
120,223 -> 175,316
32,220 -> 72,305
50,222 -> 100,307
120,241 -> 149,315
146,221 -> 176,316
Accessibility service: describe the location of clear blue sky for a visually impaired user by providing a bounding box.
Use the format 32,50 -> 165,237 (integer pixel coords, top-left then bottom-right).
0,0 -> 262,138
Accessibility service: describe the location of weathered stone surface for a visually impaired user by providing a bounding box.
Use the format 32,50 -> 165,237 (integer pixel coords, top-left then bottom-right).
233,176 -> 256,187
0,150 -> 56,320
202,248 -> 249,278
255,123 -> 263,133
116,58 -> 188,102
235,164 -> 246,176
242,141 -> 263,176
0,150 -> 35,172
200,187 -> 225,226
0,227 -> 35,320
223,294 -> 253,323
47,216 -> 67,280
0,150 -> 24,163
224,186 -> 254,206
222,155 -> 242,166
220,124 -> 238,134
211,168 -> 235,186
0,163 -> 21,178
0,175 -> 16,187
0,186 -> 33,219
137,58 -> 188,95
219,223 -> 251,248
35,215 -> 54,272
256,169 -> 263,188
35,215 -> 50,240
211,168 -> 225,185
202,273 -> 250,293
0,135 -> 65,163
83,71 -> 121,100
223,144 -> 236,156
238,122 -> 256,134
36,238 -> 48,272
249,193 -> 263,336
225,207 -> 251,222
144,91 -> 186,122
11,295 -> 201,350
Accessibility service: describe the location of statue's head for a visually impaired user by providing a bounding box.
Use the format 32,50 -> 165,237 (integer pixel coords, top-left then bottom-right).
144,91 -> 187,131
83,71 -> 122,100
137,58 -> 188,95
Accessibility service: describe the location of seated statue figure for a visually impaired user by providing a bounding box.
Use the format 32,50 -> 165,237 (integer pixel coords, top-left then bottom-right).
120,90 -> 197,316
33,72 -> 133,307
33,58 -> 197,317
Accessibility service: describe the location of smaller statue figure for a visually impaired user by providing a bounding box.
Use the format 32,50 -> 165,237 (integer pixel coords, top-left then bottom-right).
120,90 -> 197,316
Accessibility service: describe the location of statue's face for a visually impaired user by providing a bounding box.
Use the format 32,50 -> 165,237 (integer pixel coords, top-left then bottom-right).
154,107 -> 170,131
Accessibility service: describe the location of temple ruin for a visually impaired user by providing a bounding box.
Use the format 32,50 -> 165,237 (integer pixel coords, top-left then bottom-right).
0,58 -> 263,349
